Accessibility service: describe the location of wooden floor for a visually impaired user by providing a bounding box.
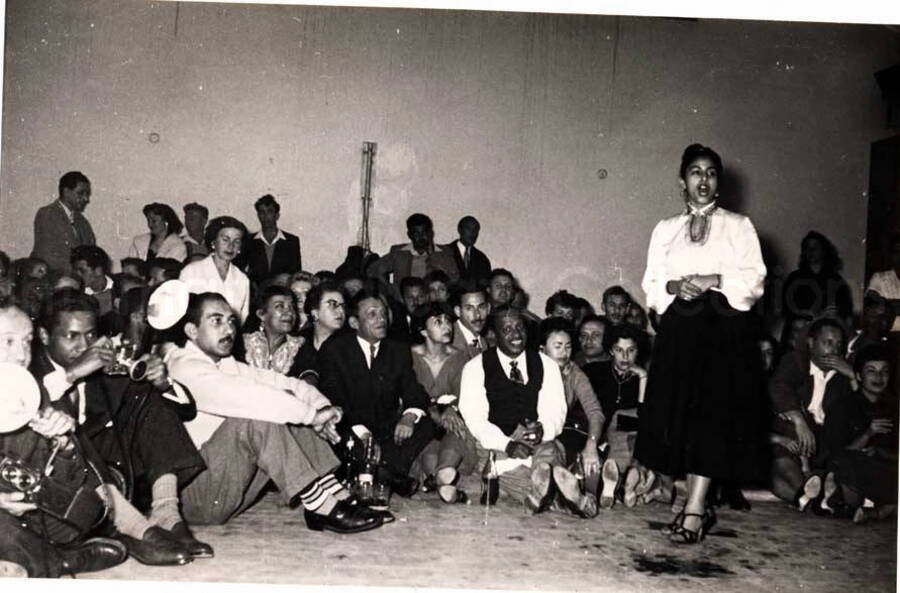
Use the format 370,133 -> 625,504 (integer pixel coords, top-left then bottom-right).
88,479 -> 897,593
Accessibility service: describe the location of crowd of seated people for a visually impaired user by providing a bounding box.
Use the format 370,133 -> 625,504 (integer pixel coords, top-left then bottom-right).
0,170 -> 898,578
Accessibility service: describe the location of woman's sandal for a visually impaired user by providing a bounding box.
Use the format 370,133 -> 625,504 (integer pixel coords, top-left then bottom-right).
669,508 -> 717,544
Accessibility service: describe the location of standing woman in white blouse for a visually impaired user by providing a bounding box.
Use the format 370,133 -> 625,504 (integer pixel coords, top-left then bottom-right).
179,216 -> 251,323
634,144 -> 767,544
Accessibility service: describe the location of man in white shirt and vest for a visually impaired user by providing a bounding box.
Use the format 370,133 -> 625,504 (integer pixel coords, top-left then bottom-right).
459,306 -> 580,514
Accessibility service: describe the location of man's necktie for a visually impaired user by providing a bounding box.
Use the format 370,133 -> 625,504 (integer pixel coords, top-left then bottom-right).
464,246 -> 472,269
369,343 -> 377,368
509,360 -> 524,384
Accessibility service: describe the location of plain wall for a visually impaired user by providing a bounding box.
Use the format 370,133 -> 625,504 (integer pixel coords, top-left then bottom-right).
2,1 -> 897,314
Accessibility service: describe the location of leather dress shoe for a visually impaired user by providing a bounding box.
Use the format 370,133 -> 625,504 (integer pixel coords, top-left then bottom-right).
167,522 -> 214,558
390,476 -> 420,498
57,538 -> 127,575
553,465 -> 597,518
304,500 -> 384,534
118,526 -> 193,566
345,496 -> 396,524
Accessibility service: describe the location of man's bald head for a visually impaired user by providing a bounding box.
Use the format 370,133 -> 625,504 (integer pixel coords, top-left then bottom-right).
0,305 -> 34,368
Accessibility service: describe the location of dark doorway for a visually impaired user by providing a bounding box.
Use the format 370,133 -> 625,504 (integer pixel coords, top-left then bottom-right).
866,135 -> 900,281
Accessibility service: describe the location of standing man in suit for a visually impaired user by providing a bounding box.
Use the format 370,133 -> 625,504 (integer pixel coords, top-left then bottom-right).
181,203 -> 209,259
317,289 -> 436,496
451,280 -> 491,360
367,213 -> 445,301
432,216 -> 492,285
32,171 -> 96,275
237,195 -> 301,287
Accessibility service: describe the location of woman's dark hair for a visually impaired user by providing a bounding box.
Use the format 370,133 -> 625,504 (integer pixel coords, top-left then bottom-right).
602,323 -> 650,357
204,216 -> 247,250
853,343 -> 891,375
0,250 -> 10,276
254,284 -> 294,316
304,281 -> 344,316
409,302 -> 456,344
679,143 -> 723,180
798,230 -> 843,274
539,316 -> 575,346
544,289 -> 579,316
142,202 -> 184,236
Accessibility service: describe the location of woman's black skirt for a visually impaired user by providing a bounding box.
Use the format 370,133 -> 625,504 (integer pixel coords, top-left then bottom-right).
633,291 -> 765,481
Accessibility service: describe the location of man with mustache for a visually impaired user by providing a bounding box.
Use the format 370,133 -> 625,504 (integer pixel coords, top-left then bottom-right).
166,292 -> 385,534
458,306 -> 568,514
450,280 -> 491,360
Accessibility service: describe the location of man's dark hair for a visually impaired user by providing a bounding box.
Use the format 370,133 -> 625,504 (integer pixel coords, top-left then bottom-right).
602,322 -> 650,357
400,276 -> 427,297
183,202 -> 209,218
451,279 -> 487,307
602,285 -> 632,306
121,286 -> 152,319
539,316 -> 575,345
254,194 -> 280,212
853,343 -> 892,376
58,171 -> 89,195
578,313 -> 609,333
148,257 -> 183,281
70,245 -> 111,274
255,284 -> 294,315
314,270 -> 336,283
457,216 -> 479,232
111,273 -> 147,300
807,317 -> 846,343
489,268 -> 514,283
184,292 -> 230,331
204,216 -> 247,250
406,213 -> 432,231
0,250 -> 10,275
491,304 -> 523,332
120,257 -> 148,279
304,281 -> 345,316
39,289 -> 98,332
348,288 -> 387,318
425,269 -> 451,286
142,203 -> 184,235
544,289 -> 579,316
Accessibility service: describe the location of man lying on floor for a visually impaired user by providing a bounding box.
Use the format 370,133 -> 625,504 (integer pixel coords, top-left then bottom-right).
164,291 -> 386,534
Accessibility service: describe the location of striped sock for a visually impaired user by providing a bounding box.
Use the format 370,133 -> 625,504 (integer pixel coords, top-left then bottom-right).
317,474 -> 350,500
297,482 -> 336,515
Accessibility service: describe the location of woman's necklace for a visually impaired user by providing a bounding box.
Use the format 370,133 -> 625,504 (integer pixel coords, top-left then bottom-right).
684,201 -> 717,245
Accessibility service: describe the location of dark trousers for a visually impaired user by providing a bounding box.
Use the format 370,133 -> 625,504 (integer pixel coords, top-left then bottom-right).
180,419 -> 340,525
375,417 -> 437,479
87,390 -> 205,508
0,511 -> 65,578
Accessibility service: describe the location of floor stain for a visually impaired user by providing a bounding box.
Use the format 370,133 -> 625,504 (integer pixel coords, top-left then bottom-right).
632,553 -> 735,578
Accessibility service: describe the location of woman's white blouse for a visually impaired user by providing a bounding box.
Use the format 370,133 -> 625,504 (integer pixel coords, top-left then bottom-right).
641,207 -> 766,315
179,255 -> 250,322
129,232 -> 188,262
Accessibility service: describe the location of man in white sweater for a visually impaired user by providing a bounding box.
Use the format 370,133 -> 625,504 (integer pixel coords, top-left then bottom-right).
165,292 -> 384,534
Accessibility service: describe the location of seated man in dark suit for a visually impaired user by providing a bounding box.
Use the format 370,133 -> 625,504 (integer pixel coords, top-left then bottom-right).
769,317 -> 857,508
33,290 -> 208,564
236,194 -> 302,287
71,245 -> 115,319
0,303 -> 127,578
388,276 -> 428,344
431,215 -> 492,285
317,289 -> 436,496
601,285 -> 633,327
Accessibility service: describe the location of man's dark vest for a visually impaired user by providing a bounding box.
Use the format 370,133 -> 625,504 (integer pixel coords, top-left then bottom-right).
482,348 -> 543,436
